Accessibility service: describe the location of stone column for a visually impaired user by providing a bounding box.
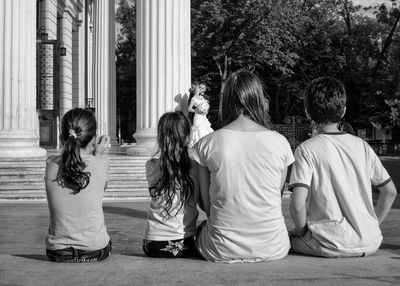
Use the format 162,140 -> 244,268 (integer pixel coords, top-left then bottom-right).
40,0 -> 58,40
127,0 -> 191,156
86,2 -> 94,107
92,0 -> 117,143
72,27 -> 82,108
59,11 -> 74,118
79,3 -> 86,107
0,0 -> 46,157
38,0 -> 58,110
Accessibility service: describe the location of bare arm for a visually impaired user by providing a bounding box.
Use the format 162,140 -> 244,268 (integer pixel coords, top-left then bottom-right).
94,135 -> 110,157
188,97 -> 197,113
198,165 -> 210,216
289,186 -> 308,236
375,180 -> 397,224
280,164 -> 292,197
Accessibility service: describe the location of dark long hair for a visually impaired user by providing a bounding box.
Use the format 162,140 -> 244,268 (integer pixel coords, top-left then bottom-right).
58,108 -> 97,193
150,111 -> 194,217
220,70 -> 269,127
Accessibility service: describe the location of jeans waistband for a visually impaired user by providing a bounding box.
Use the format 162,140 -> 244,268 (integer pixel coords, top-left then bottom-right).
47,241 -> 112,258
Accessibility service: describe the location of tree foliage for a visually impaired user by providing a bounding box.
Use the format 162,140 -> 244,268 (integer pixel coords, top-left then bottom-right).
191,0 -> 400,130
115,0 -> 400,138
115,0 -> 136,141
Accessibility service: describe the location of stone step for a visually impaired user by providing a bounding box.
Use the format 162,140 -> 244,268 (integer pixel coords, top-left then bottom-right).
109,166 -> 146,171
0,162 -> 45,168
0,182 -> 45,190
0,152 -> 152,200
104,190 -> 149,199
0,190 -> 46,200
109,177 -> 147,182
0,189 -> 150,200
108,182 -> 148,188
0,169 -> 45,176
0,171 -> 145,179
110,172 -> 146,176
0,156 -> 46,162
0,176 -> 148,184
0,176 -> 44,183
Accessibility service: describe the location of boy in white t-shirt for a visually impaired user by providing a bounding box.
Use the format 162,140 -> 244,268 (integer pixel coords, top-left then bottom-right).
289,77 -> 397,258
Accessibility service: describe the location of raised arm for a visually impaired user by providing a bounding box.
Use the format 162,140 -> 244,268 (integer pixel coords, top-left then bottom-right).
198,165 -> 211,216
94,135 -> 110,157
188,96 -> 197,113
375,180 -> 397,224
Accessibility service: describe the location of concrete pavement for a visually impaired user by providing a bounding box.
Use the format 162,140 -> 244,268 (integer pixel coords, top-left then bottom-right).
0,197 -> 399,286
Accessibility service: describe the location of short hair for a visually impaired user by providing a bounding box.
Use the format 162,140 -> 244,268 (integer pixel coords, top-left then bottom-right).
221,70 -> 269,127
304,77 -> 346,124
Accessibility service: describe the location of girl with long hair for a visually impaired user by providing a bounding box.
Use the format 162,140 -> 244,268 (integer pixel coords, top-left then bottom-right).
192,70 -> 293,262
143,111 -> 199,258
45,108 -> 112,262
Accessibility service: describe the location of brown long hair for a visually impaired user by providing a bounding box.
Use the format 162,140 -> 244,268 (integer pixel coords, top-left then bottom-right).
220,70 -> 269,127
150,111 -> 194,218
58,108 -> 97,193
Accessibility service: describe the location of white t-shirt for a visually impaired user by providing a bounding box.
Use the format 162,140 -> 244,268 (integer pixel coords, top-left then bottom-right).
143,159 -> 199,241
193,129 -> 294,262
45,155 -> 110,251
289,132 -> 391,254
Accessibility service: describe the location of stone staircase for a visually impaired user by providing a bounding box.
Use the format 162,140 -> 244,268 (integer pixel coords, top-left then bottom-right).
0,157 -> 47,200
0,151 -> 151,201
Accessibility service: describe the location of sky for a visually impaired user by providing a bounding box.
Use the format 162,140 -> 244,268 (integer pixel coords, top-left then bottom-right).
353,0 -> 394,6
353,0 -> 398,17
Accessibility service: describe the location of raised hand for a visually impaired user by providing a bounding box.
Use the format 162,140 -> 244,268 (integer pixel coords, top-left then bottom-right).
94,135 -> 110,156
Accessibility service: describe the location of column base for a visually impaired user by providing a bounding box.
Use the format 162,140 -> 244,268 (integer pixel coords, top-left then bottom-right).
0,147 -> 47,158
0,131 -> 47,158
126,128 -> 157,156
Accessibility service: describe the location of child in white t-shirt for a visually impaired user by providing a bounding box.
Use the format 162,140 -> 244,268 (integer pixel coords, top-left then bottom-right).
193,70 -> 293,263
143,111 -> 199,258
289,77 -> 397,257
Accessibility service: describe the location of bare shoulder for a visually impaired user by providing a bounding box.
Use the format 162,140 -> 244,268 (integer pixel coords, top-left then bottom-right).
146,158 -> 161,186
89,155 -> 109,171
146,158 -> 160,173
46,155 -> 60,166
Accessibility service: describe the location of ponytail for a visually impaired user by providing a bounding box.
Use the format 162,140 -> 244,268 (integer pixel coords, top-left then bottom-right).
59,136 -> 91,193
57,108 -> 97,193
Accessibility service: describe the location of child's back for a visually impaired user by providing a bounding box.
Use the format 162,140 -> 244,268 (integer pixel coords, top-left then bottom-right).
289,77 -> 396,258
142,111 -> 199,258
45,108 -> 111,262
46,154 -> 110,251
144,158 -> 199,241
291,132 -> 388,254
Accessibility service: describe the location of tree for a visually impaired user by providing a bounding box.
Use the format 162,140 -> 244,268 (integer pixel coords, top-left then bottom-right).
115,0 -> 136,142
191,0 -> 308,123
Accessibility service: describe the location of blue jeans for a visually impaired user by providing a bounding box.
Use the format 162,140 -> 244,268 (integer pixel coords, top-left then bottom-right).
46,241 -> 112,263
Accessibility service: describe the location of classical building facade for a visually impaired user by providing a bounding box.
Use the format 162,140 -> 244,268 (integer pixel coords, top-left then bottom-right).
0,0 -> 191,158
0,0 -> 191,199
36,0 -> 117,149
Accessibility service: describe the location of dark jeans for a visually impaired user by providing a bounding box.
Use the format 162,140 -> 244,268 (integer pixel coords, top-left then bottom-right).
143,236 -> 196,258
46,241 -> 112,263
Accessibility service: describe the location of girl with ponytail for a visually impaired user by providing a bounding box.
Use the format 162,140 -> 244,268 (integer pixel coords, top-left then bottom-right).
45,108 -> 112,263
143,111 -> 199,258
